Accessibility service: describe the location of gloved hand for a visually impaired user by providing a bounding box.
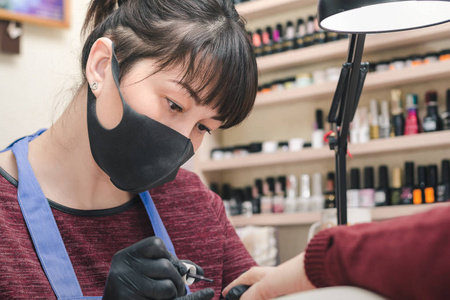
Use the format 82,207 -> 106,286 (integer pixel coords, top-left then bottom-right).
225,285 -> 250,300
103,236 -> 215,300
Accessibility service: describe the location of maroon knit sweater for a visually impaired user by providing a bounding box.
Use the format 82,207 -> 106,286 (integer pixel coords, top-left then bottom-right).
305,205 -> 450,300
0,167 -> 256,299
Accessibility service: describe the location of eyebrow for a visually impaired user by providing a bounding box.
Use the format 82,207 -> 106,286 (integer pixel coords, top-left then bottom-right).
171,80 -> 224,122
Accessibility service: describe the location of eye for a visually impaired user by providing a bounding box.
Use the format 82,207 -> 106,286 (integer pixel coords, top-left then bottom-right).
167,98 -> 183,113
197,123 -> 211,135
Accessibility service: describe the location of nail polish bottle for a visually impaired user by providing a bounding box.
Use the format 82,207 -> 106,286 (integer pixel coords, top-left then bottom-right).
350,108 -> 361,144
324,172 -> 336,208
260,178 -> 274,214
313,16 -> 327,44
312,109 -> 325,149
230,188 -> 243,216
273,176 -> 286,213
221,183 -> 232,216
441,89 -> 450,130
294,18 -> 306,49
425,165 -> 438,204
423,91 -> 443,132
252,179 -> 263,214
400,162 -> 415,205
391,89 -> 405,136
242,186 -> 254,216
262,26 -> 273,56
304,16 -> 315,47
358,107 -> 370,143
347,168 -> 361,208
378,100 -> 391,138
360,167 -> 376,207
285,174 -> 299,213
298,174 -> 311,212
252,29 -> 263,57
375,165 -> 390,206
310,173 -> 325,211
273,23 -> 284,54
390,167 -> 402,205
413,166 -> 426,205
404,94 -> 419,135
437,160 -> 450,202
369,100 -> 380,139
283,21 -> 295,51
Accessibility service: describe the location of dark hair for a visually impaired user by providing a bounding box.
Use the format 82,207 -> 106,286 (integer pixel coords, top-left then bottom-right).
81,0 -> 257,129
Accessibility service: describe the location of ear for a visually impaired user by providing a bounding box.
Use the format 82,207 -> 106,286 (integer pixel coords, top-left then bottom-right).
85,37 -> 114,94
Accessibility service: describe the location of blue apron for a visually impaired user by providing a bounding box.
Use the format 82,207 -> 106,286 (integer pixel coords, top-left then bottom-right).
5,131 -> 189,299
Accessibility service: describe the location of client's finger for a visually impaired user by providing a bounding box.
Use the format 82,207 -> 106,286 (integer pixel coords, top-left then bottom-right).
222,266 -> 273,296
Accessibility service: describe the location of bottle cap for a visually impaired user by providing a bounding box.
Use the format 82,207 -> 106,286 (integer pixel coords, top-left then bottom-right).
326,172 -> 335,192
316,109 -> 324,130
350,168 -> 360,189
222,183 -> 232,199
364,167 -> 374,189
378,165 -> 389,189
300,174 -> 311,198
254,179 -> 263,196
406,94 -> 418,109
312,173 -> 323,196
287,174 -> 298,197
245,186 -> 253,201
425,90 -> 438,105
209,183 -> 220,195
418,166 -> 426,185
266,177 -> 275,194
427,165 -> 438,188
442,160 -> 450,183
392,167 -> 402,188
404,162 -> 415,186
277,176 -> 287,195
232,188 -> 244,203
446,89 -> 450,112
369,99 -> 379,125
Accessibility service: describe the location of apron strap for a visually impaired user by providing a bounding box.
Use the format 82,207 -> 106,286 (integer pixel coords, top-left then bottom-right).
11,137 -> 84,299
9,131 -> 189,298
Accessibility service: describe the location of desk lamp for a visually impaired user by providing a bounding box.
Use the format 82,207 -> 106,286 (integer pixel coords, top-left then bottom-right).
317,0 -> 450,225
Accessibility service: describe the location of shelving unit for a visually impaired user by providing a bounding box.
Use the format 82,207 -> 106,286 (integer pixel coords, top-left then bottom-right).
230,202 -> 450,227
254,17 -> 450,73
255,59 -> 450,107
198,130 -> 450,172
235,0 -> 317,19
193,0 -> 450,263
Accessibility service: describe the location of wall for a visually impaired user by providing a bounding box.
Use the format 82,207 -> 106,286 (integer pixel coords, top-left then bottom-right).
0,0 -> 90,148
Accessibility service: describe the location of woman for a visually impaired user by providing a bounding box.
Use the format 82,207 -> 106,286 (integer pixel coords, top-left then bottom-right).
223,205 -> 450,300
0,0 -> 257,299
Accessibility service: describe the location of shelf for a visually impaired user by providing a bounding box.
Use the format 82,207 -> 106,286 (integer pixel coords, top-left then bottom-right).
235,0 -> 317,19
255,59 -> 450,107
256,22 -> 450,74
229,202 -> 450,227
197,131 -> 450,172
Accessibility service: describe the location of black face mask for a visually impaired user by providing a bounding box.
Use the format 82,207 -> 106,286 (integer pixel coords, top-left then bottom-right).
86,44 -> 194,193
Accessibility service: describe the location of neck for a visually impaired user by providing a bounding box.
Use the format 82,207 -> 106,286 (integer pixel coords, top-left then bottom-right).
28,85 -> 134,210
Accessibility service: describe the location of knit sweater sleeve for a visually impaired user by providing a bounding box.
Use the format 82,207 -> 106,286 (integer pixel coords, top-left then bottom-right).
208,190 -> 257,293
304,205 -> 450,300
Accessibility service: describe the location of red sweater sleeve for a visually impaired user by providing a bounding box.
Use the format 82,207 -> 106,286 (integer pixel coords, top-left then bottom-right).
305,205 -> 450,300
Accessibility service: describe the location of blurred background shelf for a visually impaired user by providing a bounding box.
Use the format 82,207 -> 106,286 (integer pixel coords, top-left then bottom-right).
230,202 -> 450,227
255,60 -> 450,107
255,22 -> 450,73
236,0 -> 317,19
198,131 -> 450,172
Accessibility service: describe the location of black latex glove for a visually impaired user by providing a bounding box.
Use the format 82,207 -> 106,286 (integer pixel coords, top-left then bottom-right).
103,236 -> 214,300
225,285 -> 250,300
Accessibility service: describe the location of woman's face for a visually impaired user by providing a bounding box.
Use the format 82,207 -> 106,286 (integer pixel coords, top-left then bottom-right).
95,58 -> 223,152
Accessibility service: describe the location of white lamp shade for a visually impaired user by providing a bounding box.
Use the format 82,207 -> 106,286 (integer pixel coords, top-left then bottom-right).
319,0 -> 450,33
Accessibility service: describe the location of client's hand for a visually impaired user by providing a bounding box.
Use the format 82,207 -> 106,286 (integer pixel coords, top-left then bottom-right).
103,236 -> 214,300
222,252 -> 315,300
